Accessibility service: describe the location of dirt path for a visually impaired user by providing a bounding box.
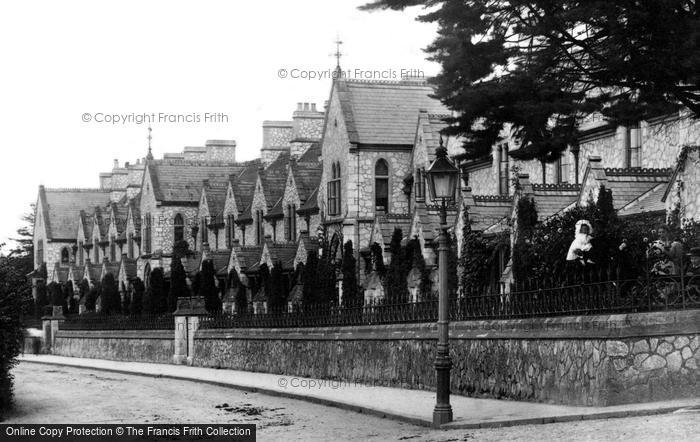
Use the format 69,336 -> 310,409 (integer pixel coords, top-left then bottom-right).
5,363 -> 700,441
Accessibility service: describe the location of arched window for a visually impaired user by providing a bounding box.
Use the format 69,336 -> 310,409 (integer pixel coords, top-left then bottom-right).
174,213 -> 184,243
61,247 -> 70,265
375,159 -> 389,212
328,162 -> 341,216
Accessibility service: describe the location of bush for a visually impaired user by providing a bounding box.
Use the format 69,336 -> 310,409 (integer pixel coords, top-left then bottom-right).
144,268 -> 166,314
268,261 -> 288,311
86,283 -> 100,312
130,278 -> 145,315
341,241 -> 359,307
168,256 -> 188,312
0,257 -> 29,415
228,270 -> 247,313
100,273 -> 120,315
199,260 -> 220,313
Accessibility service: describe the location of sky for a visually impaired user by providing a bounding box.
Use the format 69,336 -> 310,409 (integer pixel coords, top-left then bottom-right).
0,0 -> 440,248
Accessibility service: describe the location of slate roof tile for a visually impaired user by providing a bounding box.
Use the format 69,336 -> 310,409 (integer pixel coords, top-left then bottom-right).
148,160 -> 244,204
39,187 -> 111,240
340,79 -> 449,146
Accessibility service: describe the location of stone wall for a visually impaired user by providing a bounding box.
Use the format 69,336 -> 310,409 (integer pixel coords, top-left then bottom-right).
53,330 -> 174,363
192,309 -> 700,406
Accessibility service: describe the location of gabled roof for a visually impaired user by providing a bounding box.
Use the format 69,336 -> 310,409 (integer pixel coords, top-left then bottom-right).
84,262 -> 102,281
297,142 -> 321,163
107,202 -> 129,235
337,79 -> 449,146
603,168 -> 672,210
618,182 -> 668,217
259,153 -> 290,209
266,241 -> 298,270
236,246 -> 262,270
204,250 -> 231,275
119,258 -> 138,280
52,265 -> 69,283
38,186 -> 111,240
92,206 -> 109,239
532,184 -> 582,220
469,195 -> 514,232
69,264 -> 84,282
201,181 -> 228,218
229,160 -> 262,217
290,161 -> 322,204
146,160 -> 243,204
297,187 -> 319,214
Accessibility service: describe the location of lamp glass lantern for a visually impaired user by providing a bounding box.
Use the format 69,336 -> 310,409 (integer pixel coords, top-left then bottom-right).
426,144 -> 459,202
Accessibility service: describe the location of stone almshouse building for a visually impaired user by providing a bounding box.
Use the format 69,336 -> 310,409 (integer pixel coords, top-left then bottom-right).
32,74 -> 700,307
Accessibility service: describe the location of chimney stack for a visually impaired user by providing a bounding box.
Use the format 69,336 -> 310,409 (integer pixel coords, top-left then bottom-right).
113,159 -> 119,169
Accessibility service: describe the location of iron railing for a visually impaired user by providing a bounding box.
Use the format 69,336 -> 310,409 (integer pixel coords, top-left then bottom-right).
200,272 -> 700,329
60,313 -> 175,330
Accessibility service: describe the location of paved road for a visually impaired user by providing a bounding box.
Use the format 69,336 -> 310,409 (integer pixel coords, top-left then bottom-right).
5,363 -> 700,441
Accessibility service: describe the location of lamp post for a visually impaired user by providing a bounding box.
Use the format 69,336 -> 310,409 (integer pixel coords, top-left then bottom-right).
426,137 -> 458,427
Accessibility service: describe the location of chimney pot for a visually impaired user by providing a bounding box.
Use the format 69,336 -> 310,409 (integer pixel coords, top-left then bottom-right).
304,103 -> 310,111
297,102 -> 303,111
311,103 -> 317,112
124,161 -> 130,168
113,159 -> 119,168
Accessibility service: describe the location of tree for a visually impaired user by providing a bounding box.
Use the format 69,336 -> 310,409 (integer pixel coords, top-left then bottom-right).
78,279 -> 90,313
130,278 -> 145,315
228,270 -> 247,314
386,228 -> 409,303
302,251 -> 318,306
168,256 -> 188,312
48,282 -> 62,308
362,1 -> 700,163
341,241 -> 359,307
144,268 -> 166,314
86,282 -> 100,312
405,238 -> 432,300
0,253 -> 27,414
199,260 -> 220,313
258,263 -> 271,304
268,262 -> 288,311
100,273 -> 120,315
370,242 -> 386,276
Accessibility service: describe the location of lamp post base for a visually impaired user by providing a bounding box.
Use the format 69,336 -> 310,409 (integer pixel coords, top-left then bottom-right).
432,405 -> 454,428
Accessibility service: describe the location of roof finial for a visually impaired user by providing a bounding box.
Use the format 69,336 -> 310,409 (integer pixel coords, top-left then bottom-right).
331,35 -> 343,78
146,126 -> 154,160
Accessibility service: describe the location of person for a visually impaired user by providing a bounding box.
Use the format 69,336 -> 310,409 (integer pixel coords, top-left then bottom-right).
648,224 -> 683,275
566,220 -> 595,268
685,247 -> 700,302
687,247 -> 700,275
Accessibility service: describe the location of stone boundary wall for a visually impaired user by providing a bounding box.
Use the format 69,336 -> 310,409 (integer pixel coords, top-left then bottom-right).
53,330 -> 174,364
192,310 -> 700,406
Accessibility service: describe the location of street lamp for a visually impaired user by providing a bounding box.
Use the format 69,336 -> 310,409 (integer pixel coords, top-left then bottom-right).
426,136 -> 458,427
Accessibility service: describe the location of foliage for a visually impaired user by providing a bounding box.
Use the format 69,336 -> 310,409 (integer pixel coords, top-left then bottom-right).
85,282 -> 100,313
65,282 -> 76,314
130,278 -> 145,315
512,196 -> 539,282
47,282 -> 62,307
385,229 -> 409,303
268,262 -> 288,311
362,1 -> 700,163
459,206 -> 510,293
228,270 -> 247,313
0,257 -> 27,414
341,241 -> 359,307
199,260 -> 221,313
405,237 -> 432,300
168,256 -> 188,312
99,273 -> 120,315
258,262 -> 271,303
301,251 -> 318,306
370,242 -> 386,275
143,268 -> 166,314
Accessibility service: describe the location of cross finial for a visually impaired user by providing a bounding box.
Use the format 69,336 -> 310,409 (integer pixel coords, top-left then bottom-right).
331,35 -> 344,78
146,126 -> 154,160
